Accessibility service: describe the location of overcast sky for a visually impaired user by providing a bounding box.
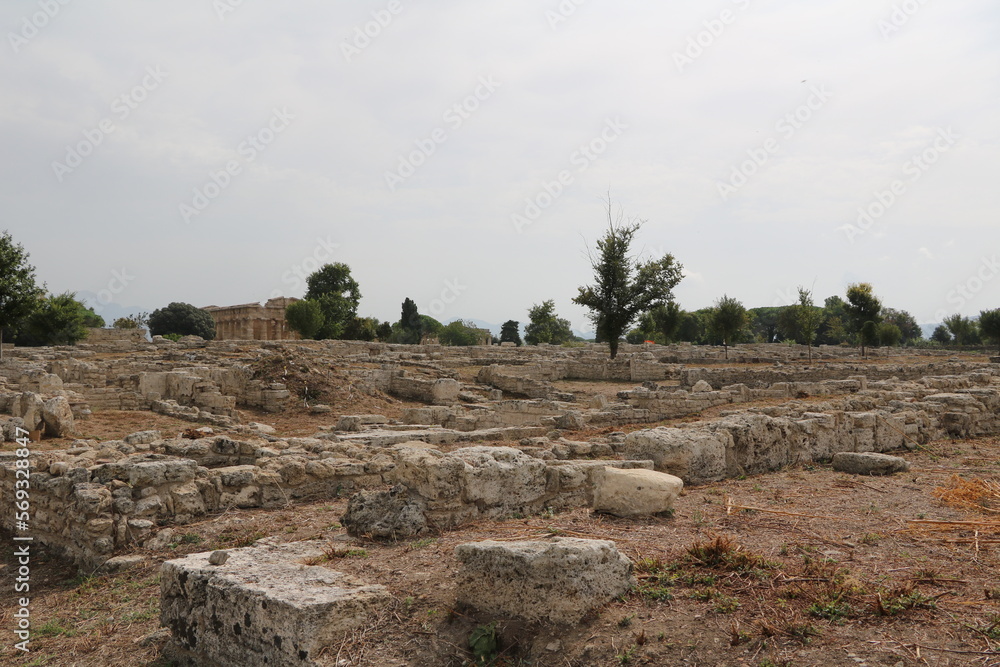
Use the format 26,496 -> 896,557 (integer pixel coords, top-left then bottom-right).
2,1 -> 998,333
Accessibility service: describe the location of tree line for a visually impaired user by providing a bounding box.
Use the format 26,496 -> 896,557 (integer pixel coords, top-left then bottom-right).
2,220 -> 999,356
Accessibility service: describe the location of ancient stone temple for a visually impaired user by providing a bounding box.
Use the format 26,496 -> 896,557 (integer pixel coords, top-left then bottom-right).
203,298 -> 301,341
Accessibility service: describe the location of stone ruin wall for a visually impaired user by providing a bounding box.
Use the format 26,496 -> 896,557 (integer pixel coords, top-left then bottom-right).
3,367 -> 1000,570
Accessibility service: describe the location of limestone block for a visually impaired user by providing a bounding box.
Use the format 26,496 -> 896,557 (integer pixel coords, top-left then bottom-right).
555,411 -> 585,430
691,380 -> 713,393
13,392 -> 45,432
42,396 -> 75,437
124,430 -> 162,445
455,538 -> 634,624
715,414 -> 793,475
160,541 -> 390,667
623,428 -> 729,484
341,485 -> 428,539
430,378 -> 460,405
387,446 -> 466,502
450,447 -> 548,509
128,459 -> 199,487
832,452 -> 909,476
593,467 -> 683,517
171,482 -> 207,516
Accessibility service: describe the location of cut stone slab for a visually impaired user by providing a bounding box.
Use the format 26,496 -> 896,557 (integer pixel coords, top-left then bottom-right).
623,427 -> 729,484
454,537 -> 634,624
340,484 -> 428,539
832,452 -> 909,476
160,541 -> 390,667
593,467 -> 683,517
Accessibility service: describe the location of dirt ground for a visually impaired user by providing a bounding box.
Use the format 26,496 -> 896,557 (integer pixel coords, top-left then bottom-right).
2,432 -> 998,666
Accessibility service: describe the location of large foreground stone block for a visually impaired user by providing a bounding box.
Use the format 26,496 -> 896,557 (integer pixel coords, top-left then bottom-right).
160,541 -> 390,667
455,537 -> 634,624
593,467 -> 683,517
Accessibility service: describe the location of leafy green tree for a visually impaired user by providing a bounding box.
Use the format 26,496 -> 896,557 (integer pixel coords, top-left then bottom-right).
978,309 -> 1000,353
845,283 -> 882,357
795,288 -> 824,361
305,263 -> 361,339
943,314 -> 978,346
14,292 -> 95,347
113,312 -> 149,329
881,308 -> 921,343
499,320 -> 522,346
677,310 -> 707,343
342,316 -> 379,341
876,322 -> 902,347
650,301 -> 683,343
0,231 -> 42,359
148,302 -> 216,340
419,315 -> 443,337
285,299 -> 324,339
375,321 -> 393,341
708,295 -> 747,359
931,324 -> 951,344
439,320 -> 485,346
775,307 -> 800,343
860,320 -> 879,357
750,306 -> 786,343
573,203 -> 683,358
524,300 -> 574,345
816,296 -> 849,345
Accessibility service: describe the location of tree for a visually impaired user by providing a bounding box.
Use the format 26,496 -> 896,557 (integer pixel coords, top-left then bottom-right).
305,263 -> 361,339
795,287 -> 824,361
650,301 -> 683,343
876,322 -> 902,347
0,231 -> 42,359
943,314 -> 978,346
391,298 -> 423,344
752,307 -> 787,343
342,316 -> 378,341
113,312 -> 149,329
573,201 -> 683,358
978,309 -> 1000,353
499,320 -> 522,346
524,300 -> 574,345
285,300 -> 324,339
677,310 -> 707,343
860,320 -> 879,357
439,320 -> 485,346
775,307 -> 800,343
14,292 -> 95,347
708,295 -> 747,359
81,307 -> 104,328
881,308 -> 922,343
375,321 -> 393,341
148,302 -> 216,340
931,324 -> 951,344
844,283 -> 882,357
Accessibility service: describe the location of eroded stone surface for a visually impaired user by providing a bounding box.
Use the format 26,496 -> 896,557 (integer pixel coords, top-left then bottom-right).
593,467 -> 683,517
341,484 -> 428,539
455,537 -> 634,624
161,541 -> 390,667
832,452 -> 909,476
